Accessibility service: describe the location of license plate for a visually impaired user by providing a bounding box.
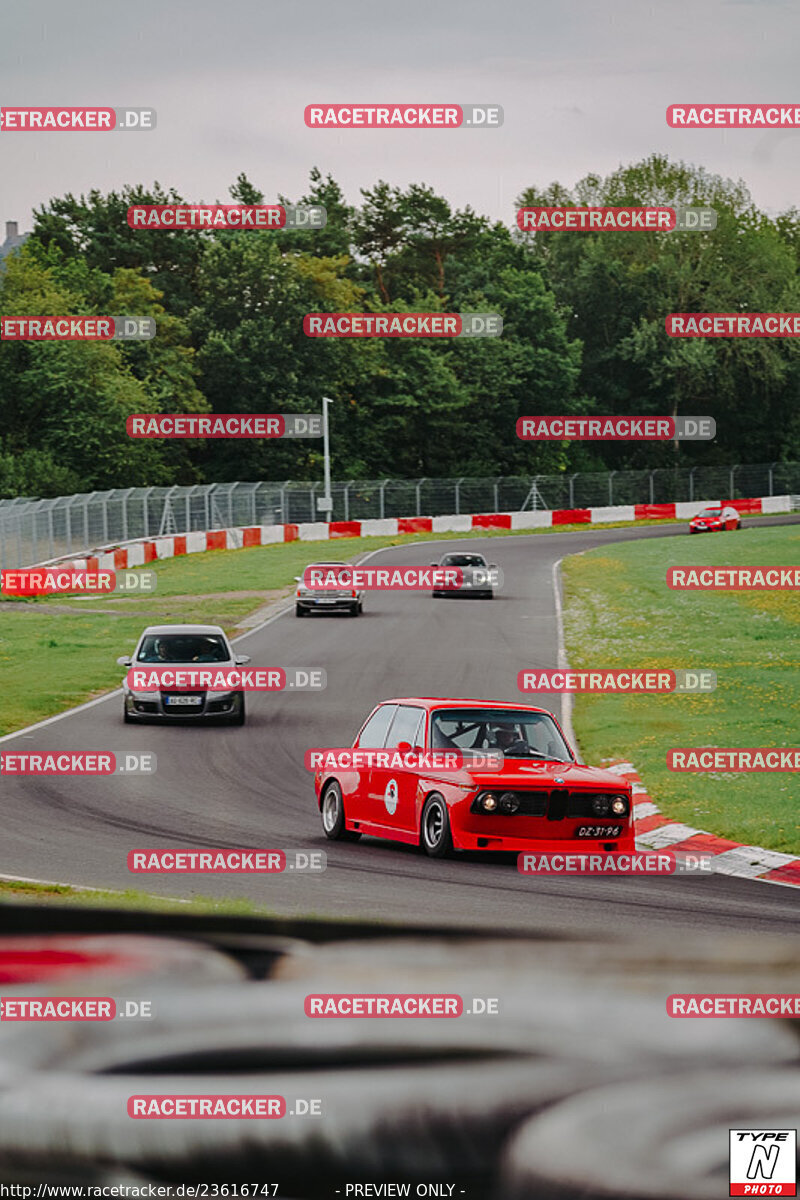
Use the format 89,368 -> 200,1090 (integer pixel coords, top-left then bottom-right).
164,695 -> 203,707
318,598 -> 338,604
575,825 -> 623,838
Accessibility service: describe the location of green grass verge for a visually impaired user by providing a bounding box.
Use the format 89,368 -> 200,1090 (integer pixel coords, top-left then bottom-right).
562,524 -> 800,854
0,517 -> 687,735
0,512 -> 787,736
0,878 -> 266,914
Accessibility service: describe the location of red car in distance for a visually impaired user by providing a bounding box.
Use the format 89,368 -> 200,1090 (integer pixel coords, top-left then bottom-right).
689,505 -> 742,533
314,698 -> 635,857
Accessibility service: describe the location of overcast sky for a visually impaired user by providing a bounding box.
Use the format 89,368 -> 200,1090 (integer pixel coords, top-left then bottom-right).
2,0 -> 799,232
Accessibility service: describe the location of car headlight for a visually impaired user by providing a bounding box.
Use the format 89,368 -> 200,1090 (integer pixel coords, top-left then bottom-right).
591,795 -> 611,816
611,796 -> 629,816
481,793 -> 498,812
499,792 -> 520,814
297,587 -> 309,596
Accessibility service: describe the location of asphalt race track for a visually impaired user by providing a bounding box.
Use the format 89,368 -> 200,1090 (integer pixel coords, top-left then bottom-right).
2,517 -> 798,937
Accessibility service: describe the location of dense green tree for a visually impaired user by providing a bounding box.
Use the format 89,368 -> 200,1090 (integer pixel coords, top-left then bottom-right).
518,155 -> 800,468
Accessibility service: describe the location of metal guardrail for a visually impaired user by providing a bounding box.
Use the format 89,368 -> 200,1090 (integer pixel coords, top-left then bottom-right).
0,460 -> 798,569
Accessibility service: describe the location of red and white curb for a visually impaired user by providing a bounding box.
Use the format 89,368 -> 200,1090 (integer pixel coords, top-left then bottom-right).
35,494 -> 792,573
606,760 -> 800,888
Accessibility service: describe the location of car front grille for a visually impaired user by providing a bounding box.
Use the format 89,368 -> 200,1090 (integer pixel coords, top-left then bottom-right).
513,791 -> 548,816
566,792 -> 627,818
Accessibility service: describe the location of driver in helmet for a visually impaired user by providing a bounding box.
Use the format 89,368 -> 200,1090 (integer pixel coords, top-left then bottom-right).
490,723 -> 528,755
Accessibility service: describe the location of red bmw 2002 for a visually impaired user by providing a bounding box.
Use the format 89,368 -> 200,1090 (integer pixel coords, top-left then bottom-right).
313,698 -> 635,857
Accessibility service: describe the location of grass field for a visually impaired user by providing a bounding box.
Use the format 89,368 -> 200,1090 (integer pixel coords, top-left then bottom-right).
0,514 -> 711,736
0,878 -> 266,914
562,524 -> 800,854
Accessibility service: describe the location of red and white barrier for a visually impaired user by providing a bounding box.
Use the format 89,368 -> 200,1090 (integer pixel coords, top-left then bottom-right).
38,495 -> 793,574
608,760 -> 800,889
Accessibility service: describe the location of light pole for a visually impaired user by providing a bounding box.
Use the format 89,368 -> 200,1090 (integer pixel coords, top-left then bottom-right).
320,396 -> 334,523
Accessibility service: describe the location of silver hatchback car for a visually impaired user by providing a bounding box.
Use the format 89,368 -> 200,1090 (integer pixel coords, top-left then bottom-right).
295,562 -> 364,617
118,624 -> 250,724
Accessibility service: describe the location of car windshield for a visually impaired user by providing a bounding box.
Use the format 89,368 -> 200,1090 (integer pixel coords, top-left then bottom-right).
441,554 -> 486,567
430,708 -> 572,762
698,509 -> 721,517
137,634 -> 230,663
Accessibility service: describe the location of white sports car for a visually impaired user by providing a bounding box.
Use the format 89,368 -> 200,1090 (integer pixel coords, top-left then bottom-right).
118,624 -> 250,724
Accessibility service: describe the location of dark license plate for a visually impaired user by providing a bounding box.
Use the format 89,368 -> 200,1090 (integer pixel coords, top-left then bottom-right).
575,825 -> 624,838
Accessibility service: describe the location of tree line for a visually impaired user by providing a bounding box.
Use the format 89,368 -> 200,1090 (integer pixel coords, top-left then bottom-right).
1,155 -> 797,497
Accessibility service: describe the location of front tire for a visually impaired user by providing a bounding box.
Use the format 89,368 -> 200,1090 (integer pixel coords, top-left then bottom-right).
230,693 -> 245,725
295,605 -> 306,617
420,794 -> 453,858
123,701 -> 133,724
320,781 -> 361,841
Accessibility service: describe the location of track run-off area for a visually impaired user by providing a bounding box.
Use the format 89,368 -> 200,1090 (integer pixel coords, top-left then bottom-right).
2,517 -> 798,938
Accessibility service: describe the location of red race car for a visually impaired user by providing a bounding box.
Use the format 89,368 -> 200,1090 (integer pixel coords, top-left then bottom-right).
689,504 -> 742,533
314,698 -> 635,857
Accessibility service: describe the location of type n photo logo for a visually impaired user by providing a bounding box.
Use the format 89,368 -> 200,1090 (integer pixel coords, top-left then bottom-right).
730,1130 -> 796,1196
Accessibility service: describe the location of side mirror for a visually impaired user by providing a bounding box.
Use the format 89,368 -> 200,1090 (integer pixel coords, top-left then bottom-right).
117,656 -> 132,667
235,654 -> 251,666
293,576 -> 302,583
429,562 -> 438,567
397,741 -> 413,753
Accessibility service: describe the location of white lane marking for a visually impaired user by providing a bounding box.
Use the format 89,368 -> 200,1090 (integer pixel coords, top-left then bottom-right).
0,688 -> 124,745
606,761 -> 637,775
633,801 -> 661,820
0,869 -> 192,902
637,823 -> 702,848
551,556 -> 582,763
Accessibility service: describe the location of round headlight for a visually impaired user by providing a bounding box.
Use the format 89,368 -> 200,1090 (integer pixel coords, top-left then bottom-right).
591,795 -> 611,816
611,796 -> 628,816
499,792 -> 520,814
481,793 -> 498,812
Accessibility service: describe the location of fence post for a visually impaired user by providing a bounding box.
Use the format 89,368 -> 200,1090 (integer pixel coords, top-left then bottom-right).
493,481 -> 499,511
143,488 -> 154,538
769,462 -> 776,497
416,478 -> 426,517
689,468 -> 695,503
649,471 -> 655,505
32,502 -> 41,563
455,477 -> 464,515
730,464 -> 738,498
379,479 -> 389,520
121,490 -> 127,542
569,474 -> 577,509
608,471 -> 616,506
344,481 -> 352,522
